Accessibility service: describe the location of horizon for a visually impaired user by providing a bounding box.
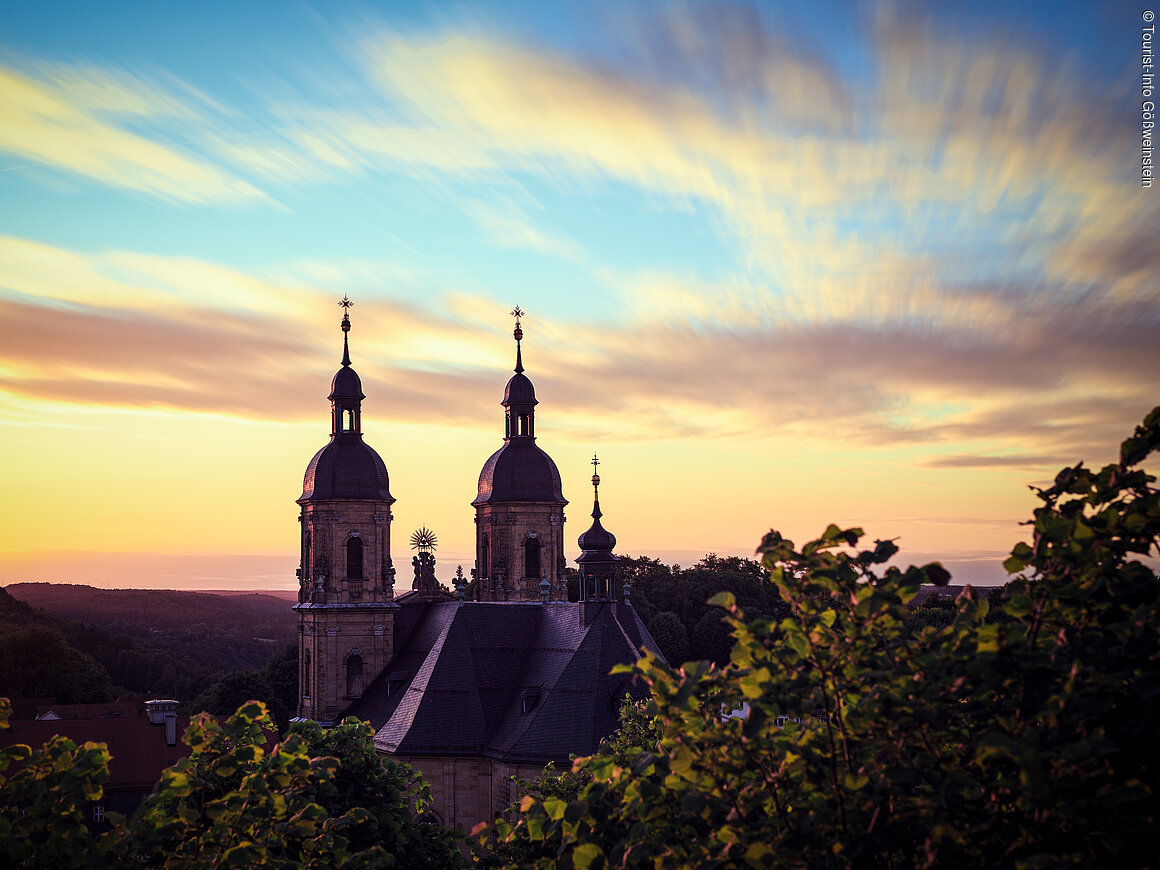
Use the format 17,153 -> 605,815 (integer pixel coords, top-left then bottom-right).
1,1 -> 1157,592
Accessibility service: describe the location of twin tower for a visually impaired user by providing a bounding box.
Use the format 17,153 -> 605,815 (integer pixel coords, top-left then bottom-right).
294,302 -> 621,723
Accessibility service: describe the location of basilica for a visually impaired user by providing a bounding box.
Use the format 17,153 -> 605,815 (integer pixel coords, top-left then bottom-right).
292,301 -> 661,830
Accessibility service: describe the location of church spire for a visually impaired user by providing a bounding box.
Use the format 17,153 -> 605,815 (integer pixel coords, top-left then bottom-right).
590,453 -> 603,521
511,305 -> 525,373
576,452 -> 618,601
328,295 -> 364,437
340,295 -> 353,367
500,306 -> 537,441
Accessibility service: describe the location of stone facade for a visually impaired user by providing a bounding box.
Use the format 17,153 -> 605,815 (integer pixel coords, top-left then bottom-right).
295,498 -> 397,724
401,755 -> 549,832
474,502 -> 567,601
294,303 -> 399,725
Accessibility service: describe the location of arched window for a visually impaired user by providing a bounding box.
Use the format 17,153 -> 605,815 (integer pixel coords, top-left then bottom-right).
346,654 -> 364,698
346,536 -> 364,579
524,537 -> 542,580
302,648 -> 311,698
480,535 -> 490,579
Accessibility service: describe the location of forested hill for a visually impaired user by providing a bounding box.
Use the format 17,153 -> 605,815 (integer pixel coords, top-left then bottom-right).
6,583 -> 295,641
1,584 -> 297,707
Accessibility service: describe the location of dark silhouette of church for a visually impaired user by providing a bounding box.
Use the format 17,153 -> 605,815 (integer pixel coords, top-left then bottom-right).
293,300 -> 660,829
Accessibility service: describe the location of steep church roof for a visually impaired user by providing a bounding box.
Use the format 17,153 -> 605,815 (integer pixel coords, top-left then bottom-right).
345,601 -> 661,764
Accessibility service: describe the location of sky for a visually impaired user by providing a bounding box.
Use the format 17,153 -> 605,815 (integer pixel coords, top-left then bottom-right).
0,0 -> 1156,592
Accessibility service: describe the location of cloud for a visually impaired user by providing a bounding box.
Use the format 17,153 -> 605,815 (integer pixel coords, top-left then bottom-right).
921,454 -> 1069,470
460,198 -> 584,260
1,233 -> 1155,482
0,59 -> 267,204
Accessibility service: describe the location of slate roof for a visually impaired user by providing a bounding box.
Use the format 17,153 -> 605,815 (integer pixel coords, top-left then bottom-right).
299,433 -> 392,502
473,439 -> 567,505
344,600 -> 662,765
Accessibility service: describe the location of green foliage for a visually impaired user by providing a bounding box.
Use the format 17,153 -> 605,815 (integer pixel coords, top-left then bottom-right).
0,696 -> 118,869
118,701 -> 388,868
476,697 -> 662,868
1,697 -> 465,869
622,553 -> 790,663
485,407 -> 1160,868
286,718 -> 462,865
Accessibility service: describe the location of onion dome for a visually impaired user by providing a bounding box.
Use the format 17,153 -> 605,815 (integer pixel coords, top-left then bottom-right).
503,372 -> 537,405
474,307 -> 566,506
576,455 -> 617,558
299,297 -> 393,504
474,440 -> 566,505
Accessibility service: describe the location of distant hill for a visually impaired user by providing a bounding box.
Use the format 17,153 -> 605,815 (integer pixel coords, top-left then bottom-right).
7,583 -> 296,638
4,584 -> 296,690
194,589 -> 299,603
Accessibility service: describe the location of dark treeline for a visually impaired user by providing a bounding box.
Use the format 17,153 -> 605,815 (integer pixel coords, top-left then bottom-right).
0,585 -> 296,710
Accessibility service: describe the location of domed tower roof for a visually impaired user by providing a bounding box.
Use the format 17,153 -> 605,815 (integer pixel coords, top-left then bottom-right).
299,297 -> 393,504
503,371 -> 537,405
576,454 -> 617,560
473,307 -> 566,507
474,440 -> 566,505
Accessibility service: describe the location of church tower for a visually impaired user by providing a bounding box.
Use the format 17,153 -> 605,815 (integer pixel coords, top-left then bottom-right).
472,308 -> 568,601
294,298 -> 398,725
576,454 -> 621,601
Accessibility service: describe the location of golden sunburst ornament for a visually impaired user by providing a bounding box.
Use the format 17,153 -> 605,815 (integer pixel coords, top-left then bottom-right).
410,527 -> 438,552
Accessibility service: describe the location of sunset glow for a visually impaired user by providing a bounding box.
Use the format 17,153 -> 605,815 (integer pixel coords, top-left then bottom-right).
1,1 -> 1156,590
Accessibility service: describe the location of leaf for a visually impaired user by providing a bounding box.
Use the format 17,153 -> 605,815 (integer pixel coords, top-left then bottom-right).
708,591 -> 737,610
573,842 -> 605,870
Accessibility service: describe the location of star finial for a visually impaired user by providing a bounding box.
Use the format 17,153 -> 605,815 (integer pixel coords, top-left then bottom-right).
510,305 -> 524,321
339,295 -> 354,310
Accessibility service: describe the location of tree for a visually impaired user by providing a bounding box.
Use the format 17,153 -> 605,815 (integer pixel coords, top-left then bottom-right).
2,697 -> 466,868
286,718 -> 462,866
688,609 -> 733,666
118,702 -> 391,867
189,640 -> 299,731
0,697 -> 117,870
644,612 -> 688,665
486,406 -> 1160,868
0,624 -> 114,703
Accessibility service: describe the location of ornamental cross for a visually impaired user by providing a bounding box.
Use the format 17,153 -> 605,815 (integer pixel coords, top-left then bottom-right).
591,453 -> 600,471
510,305 -> 525,322
339,295 -> 354,310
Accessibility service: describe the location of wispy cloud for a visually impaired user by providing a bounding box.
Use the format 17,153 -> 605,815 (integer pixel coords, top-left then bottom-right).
460,198 -> 584,260
2,235 -> 1153,484
0,59 -> 267,204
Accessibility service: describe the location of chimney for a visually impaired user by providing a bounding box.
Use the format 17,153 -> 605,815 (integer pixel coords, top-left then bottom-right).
145,699 -> 179,745
145,699 -> 178,725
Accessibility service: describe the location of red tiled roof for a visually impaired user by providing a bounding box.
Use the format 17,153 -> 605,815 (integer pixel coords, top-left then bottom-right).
3,715 -> 195,789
